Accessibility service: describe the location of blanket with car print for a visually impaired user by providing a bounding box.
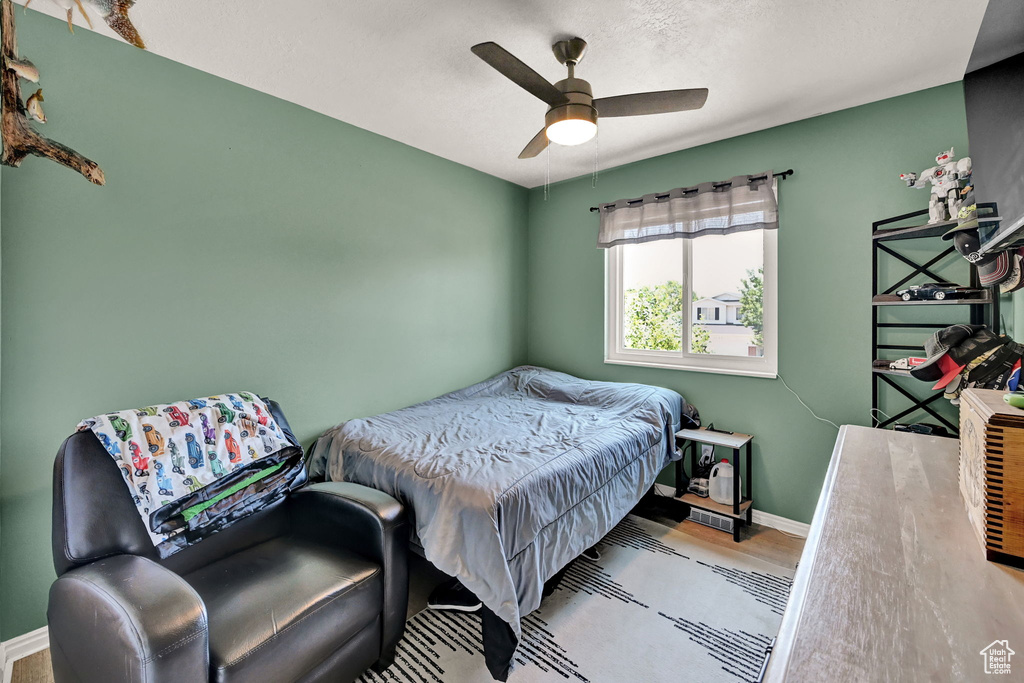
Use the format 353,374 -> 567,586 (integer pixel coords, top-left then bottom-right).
78,392 -> 304,557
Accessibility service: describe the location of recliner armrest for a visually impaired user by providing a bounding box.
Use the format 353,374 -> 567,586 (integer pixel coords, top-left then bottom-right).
289,482 -> 405,561
289,482 -> 408,660
48,555 -> 209,683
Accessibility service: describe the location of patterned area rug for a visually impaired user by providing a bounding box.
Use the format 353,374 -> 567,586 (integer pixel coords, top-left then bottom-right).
361,515 -> 793,683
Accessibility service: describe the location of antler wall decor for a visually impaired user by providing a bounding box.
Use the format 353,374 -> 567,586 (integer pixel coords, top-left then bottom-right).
24,0 -> 146,50
1,0 -> 105,185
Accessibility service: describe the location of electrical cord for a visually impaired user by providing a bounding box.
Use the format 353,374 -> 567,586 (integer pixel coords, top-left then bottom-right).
775,528 -> 807,540
869,407 -> 892,425
777,373 -> 840,430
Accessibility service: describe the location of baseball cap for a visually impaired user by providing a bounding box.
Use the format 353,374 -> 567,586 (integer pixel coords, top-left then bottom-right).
953,229 -> 1011,287
910,324 -> 1007,388
1001,249 -> 1024,294
966,342 -> 1024,390
942,183 -> 979,239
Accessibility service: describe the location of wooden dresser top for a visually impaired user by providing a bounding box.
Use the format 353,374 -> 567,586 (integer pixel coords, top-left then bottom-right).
764,425 -> 1024,682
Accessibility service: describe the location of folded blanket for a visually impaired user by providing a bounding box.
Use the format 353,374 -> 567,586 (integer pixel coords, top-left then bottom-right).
79,392 -> 299,556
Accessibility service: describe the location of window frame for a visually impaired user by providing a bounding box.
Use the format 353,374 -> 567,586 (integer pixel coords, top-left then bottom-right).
604,225 -> 778,379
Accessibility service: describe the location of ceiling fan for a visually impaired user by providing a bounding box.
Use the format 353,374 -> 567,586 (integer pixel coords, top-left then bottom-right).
471,37 -> 708,159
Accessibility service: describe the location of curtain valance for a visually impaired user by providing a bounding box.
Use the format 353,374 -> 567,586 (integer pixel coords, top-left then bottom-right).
596,171 -> 778,249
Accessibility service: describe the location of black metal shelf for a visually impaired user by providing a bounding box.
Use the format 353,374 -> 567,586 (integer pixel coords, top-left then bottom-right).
871,204 -> 1001,242
871,366 -> 913,377
871,296 -> 992,306
979,215 -> 1024,256
871,205 -> 1000,436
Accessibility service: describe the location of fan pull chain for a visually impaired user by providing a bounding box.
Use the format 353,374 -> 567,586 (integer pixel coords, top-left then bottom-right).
592,130 -> 600,188
544,146 -> 551,201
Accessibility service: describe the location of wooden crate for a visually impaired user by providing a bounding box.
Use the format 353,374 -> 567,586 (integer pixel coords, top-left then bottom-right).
959,388 -> 1024,565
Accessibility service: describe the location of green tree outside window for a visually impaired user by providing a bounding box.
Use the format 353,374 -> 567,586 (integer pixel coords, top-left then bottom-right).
691,324 -> 711,354
739,268 -> 764,347
623,281 -> 711,354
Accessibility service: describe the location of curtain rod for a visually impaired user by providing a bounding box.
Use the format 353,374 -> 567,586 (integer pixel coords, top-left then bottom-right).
588,169 -> 794,213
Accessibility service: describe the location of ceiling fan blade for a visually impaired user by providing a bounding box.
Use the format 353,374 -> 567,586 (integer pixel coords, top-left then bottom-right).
518,128 -> 549,159
593,88 -> 709,118
472,42 -> 568,107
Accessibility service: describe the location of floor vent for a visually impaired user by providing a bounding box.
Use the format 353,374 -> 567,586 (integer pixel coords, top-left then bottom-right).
688,506 -> 735,533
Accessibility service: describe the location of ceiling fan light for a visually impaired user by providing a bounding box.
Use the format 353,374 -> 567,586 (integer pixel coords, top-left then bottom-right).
546,118 -> 597,146
545,103 -> 598,146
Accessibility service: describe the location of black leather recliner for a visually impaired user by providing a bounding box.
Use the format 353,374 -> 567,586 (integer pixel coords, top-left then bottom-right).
47,401 -> 408,683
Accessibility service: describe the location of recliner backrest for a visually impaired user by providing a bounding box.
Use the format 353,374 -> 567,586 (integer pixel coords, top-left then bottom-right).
52,430 -> 160,575
52,398 -> 307,576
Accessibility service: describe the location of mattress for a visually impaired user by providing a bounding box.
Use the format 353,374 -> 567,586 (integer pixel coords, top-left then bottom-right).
308,365 -> 697,638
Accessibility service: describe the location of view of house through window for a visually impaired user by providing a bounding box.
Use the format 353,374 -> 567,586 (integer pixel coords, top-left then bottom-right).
620,230 -> 765,358
690,230 -> 764,357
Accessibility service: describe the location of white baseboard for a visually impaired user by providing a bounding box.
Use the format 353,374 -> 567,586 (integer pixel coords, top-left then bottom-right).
1,626 -> 49,683
653,483 -> 810,538
750,509 -> 810,538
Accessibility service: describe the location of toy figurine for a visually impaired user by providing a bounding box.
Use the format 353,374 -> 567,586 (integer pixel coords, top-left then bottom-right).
899,147 -> 973,224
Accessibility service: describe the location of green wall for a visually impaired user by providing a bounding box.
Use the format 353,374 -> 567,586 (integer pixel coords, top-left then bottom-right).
0,12 -> 527,639
0,9 -> 979,642
524,82 -> 971,525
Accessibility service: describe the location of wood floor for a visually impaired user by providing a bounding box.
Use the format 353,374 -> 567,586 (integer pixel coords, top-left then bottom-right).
632,489 -> 805,571
11,493 -> 804,683
10,651 -> 51,683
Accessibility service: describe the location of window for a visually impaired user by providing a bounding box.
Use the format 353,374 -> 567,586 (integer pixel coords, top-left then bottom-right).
604,184 -> 778,378
696,307 -> 717,322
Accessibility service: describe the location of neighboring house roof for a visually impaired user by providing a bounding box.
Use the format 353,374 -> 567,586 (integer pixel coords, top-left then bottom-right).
712,292 -> 741,302
694,295 -> 740,306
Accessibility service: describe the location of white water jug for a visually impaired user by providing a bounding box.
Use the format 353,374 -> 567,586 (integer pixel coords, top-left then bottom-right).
709,459 -> 740,505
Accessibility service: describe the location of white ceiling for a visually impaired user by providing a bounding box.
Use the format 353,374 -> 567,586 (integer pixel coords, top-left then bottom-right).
16,0 -> 991,188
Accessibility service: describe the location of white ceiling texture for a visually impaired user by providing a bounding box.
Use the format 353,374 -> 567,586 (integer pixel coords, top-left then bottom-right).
16,0 -> 991,188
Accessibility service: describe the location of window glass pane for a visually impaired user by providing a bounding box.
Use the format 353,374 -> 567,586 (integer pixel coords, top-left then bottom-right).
621,239 -> 683,351
690,230 -> 764,357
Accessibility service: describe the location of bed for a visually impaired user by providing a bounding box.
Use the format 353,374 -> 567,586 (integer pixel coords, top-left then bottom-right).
308,365 -> 698,679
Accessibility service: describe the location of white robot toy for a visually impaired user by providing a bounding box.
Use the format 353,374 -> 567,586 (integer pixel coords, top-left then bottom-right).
899,147 -> 973,224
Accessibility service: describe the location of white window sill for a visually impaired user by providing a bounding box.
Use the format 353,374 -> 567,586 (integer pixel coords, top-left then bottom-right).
604,356 -> 778,379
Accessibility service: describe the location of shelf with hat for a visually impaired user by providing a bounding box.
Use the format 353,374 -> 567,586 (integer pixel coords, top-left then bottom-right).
872,323 -> 1024,437
870,365 -> 912,377
871,204 -> 1002,243
871,196 -> 1003,436
908,324 -> 1020,403
977,215 -> 1024,259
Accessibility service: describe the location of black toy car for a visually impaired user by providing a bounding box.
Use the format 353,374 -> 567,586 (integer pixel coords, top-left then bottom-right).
896,282 -> 975,301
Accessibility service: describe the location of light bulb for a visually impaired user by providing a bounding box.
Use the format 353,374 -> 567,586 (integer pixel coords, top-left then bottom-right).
546,118 -> 597,146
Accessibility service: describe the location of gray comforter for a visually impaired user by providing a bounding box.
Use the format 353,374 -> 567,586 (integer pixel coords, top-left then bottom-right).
308,366 -> 697,638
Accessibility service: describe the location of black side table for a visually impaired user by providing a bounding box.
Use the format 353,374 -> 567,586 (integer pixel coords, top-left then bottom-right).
675,427 -> 753,542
